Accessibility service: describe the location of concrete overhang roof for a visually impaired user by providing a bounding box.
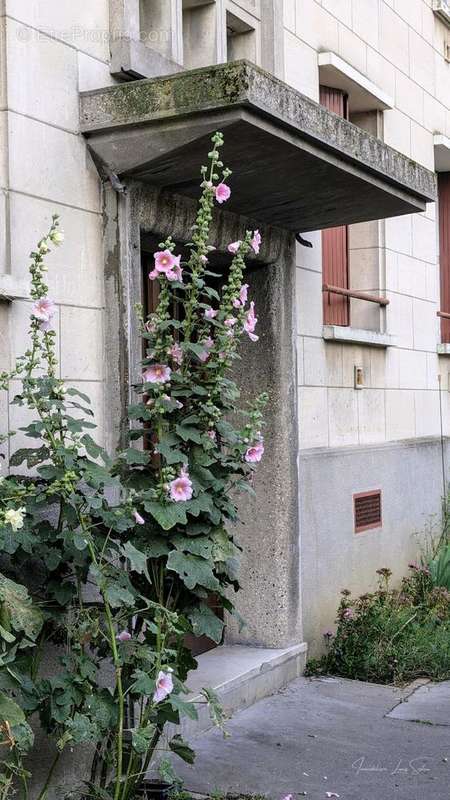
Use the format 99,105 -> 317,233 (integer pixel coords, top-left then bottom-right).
80,60 -> 436,232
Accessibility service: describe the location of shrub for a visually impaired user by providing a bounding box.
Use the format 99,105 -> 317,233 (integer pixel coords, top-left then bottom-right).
306,566 -> 450,684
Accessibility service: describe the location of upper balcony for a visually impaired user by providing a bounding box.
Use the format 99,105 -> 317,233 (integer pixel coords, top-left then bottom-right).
80,60 -> 436,233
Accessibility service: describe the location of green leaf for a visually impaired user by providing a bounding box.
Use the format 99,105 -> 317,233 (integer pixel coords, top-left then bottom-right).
176,425 -> 203,444
121,541 -> 151,582
169,733 -> 196,764
166,551 -> 220,591
173,534 -> 212,559
125,448 -> 149,466
131,670 -> 154,696
0,692 -> 25,726
67,387 -> 92,404
9,446 -> 49,468
131,723 -> 156,754
144,502 -> 187,531
169,694 -> 198,720
188,603 -> 224,644
156,441 -> 186,465
105,584 -> 135,609
0,574 -> 43,641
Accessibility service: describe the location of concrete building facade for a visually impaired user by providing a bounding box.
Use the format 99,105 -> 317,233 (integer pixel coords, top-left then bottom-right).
1,0 -> 450,676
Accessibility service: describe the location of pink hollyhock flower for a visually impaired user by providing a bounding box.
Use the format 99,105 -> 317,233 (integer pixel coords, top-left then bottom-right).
167,263 -> 183,282
228,240 -> 241,254
233,283 -> 249,308
149,269 -> 159,281
204,307 -> 218,319
245,441 -> 265,463
244,301 -> 259,342
207,429 -> 216,441
200,255 -> 208,264
32,297 -> 56,330
169,467 -> 193,502
224,318 -> 237,327
154,250 -> 180,275
214,183 -> 231,204
133,511 -> 145,525
169,342 -> 183,365
251,229 -> 262,254
198,336 -> 214,363
153,669 -> 174,703
343,608 -> 354,620
143,364 -> 171,384
145,318 -> 157,334
116,630 -> 132,642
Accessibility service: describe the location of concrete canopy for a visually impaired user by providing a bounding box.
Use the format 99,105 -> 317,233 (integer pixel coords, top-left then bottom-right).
80,60 -> 436,232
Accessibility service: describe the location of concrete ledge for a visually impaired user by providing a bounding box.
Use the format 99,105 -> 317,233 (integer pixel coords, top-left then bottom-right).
434,134 -> 450,172
323,325 -> 393,348
433,0 -> 450,26
318,52 -> 393,112
0,274 -> 29,301
437,343 -> 450,355
180,643 -> 307,738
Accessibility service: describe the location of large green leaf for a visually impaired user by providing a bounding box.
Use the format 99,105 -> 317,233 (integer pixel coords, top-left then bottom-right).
0,574 -> 43,641
169,733 -> 196,764
144,502 -> 187,531
188,603 -> 224,644
166,551 -> 220,591
0,692 -> 25,726
121,541 -> 151,583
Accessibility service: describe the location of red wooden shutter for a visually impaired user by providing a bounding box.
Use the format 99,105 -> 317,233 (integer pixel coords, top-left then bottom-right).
439,173 -> 450,343
320,86 -> 350,326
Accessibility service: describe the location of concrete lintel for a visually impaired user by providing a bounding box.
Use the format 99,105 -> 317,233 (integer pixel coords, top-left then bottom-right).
318,52 -> 393,112
80,61 -> 436,233
180,643 -> 308,737
323,325 -> 394,348
0,274 -> 29,302
434,134 -> 450,172
110,37 -> 183,81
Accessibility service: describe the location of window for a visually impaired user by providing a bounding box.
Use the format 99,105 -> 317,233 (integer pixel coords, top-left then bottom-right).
320,87 -> 389,336
226,10 -> 257,62
182,0 -> 218,69
320,86 -> 350,327
438,173 -> 450,343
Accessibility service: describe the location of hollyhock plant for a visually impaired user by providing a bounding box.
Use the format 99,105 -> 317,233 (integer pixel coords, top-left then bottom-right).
0,138 -> 267,800
228,240 -> 241,254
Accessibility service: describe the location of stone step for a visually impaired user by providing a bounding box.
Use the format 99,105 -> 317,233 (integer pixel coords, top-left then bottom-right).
180,642 -> 308,738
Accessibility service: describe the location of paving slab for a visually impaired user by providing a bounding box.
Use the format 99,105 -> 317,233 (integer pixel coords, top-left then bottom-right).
176,677 -> 450,800
387,681 -> 450,727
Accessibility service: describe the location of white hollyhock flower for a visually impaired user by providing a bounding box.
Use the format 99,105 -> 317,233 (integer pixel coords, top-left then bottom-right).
4,507 -> 26,531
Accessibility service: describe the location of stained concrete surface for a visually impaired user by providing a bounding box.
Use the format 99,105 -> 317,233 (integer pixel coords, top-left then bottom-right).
176,677 -> 450,800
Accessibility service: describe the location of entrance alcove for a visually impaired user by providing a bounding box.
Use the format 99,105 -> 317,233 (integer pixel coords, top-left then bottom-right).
103,181 -> 303,658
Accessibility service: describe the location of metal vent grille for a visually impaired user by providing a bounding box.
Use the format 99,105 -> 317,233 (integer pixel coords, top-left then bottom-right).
354,491 -> 382,533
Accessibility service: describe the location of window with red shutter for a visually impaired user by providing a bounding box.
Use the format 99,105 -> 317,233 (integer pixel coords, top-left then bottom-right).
438,173 -> 450,343
320,86 -> 350,326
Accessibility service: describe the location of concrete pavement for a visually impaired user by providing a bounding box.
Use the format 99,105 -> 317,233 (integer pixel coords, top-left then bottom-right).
176,677 -> 450,800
